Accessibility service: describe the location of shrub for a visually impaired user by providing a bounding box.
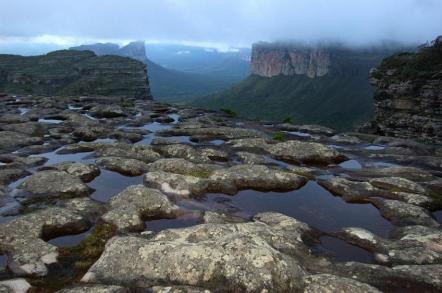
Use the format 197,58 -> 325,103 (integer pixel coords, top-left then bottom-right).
273,131 -> 286,141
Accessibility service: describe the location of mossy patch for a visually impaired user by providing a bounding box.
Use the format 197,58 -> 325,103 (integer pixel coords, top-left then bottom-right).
272,131 -> 286,142
28,222 -> 117,292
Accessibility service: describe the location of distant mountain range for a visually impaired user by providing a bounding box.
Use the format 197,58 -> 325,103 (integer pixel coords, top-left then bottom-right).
70,42 -> 249,101
192,42 -> 414,131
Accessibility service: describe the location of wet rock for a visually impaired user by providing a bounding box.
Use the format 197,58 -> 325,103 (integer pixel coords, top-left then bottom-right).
286,166 -> 316,180
73,126 -> 110,141
90,105 -> 127,118
96,157 -> 149,176
43,162 -> 100,182
346,166 -> 436,182
0,155 -> 47,168
0,279 -> 31,293
1,122 -> 46,137
18,170 -> 90,197
95,143 -> 160,163
147,158 -> 221,177
330,134 -> 363,144
56,143 -> 96,154
154,144 -> 227,164
150,286 -> 211,293
0,168 -> 30,186
278,124 -> 336,136
227,138 -> 271,150
158,126 -> 266,140
203,211 -> 247,224
369,177 -> 428,194
102,185 -> 177,232
82,213 -> 311,292
236,151 -> 267,165
0,114 -> 29,124
144,171 -> 210,197
0,131 -> 43,152
337,227 -> 382,251
303,274 -> 381,293
209,164 -> 307,193
56,284 -> 130,293
392,265 -> 442,291
0,198 -> 101,276
318,177 -> 387,202
371,199 -> 440,227
267,140 -> 347,165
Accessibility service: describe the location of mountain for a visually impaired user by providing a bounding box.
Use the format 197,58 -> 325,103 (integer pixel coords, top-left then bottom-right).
144,43 -> 250,82
0,50 -> 150,98
192,42 -> 411,131
361,36 -> 442,143
71,42 -> 239,101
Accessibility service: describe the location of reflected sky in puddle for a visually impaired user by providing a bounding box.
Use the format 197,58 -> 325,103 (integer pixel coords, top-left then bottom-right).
312,236 -> 374,263
210,139 -> 225,146
365,145 -> 386,151
141,122 -> 172,132
38,118 -> 64,124
433,210 -> 442,224
339,159 -> 362,169
183,181 -> 393,237
145,216 -> 202,233
33,148 -> 95,165
89,169 -> 143,202
287,131 -> 311,138
48,227 -> 92,247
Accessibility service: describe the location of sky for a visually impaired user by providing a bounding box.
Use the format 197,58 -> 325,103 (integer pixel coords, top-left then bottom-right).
0,0 -> 442,51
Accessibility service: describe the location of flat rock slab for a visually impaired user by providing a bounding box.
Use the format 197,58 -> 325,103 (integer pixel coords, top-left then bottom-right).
18,170 -> 90,197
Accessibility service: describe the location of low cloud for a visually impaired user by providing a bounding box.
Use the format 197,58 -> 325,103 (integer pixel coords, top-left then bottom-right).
0,0 -> 441,48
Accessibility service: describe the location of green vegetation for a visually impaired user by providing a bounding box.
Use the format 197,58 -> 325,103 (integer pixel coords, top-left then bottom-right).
29,222 -> 117,292
378,41 -> 442,80
273,131 -> 286,141
0,50 -> 149,98
220,108 -> 237,117
282,117 -> 293,124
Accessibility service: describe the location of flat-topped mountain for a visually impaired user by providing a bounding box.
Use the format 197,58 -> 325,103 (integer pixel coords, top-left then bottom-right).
0,50 -> 151,98
71,41 -> 236,101
363,36 -> 442,143
194,42 -> 409,130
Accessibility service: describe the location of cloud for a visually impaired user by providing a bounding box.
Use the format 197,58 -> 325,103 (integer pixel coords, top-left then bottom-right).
0,0 -> 441,48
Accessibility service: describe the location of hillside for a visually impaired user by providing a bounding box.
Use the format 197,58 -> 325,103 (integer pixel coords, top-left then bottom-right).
193,44 -> 410,131
71,42 -> 237,101
0,50 -> 150,98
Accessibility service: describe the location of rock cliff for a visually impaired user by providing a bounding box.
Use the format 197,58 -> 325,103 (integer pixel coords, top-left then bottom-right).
364,36 -> 442,144
251,43 -> 330,78
0,50 -> 151,99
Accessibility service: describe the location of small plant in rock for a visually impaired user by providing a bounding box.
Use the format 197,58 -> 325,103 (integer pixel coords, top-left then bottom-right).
220,108 -> 237,117
282,117 -> 293,124
120,98 -> 134,108
273,131 -> 286,142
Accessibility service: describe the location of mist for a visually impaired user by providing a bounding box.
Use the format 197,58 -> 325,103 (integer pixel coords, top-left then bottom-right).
1,0 -> 442,50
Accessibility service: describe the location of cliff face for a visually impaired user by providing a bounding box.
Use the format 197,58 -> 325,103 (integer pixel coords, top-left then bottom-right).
251,44 -> 330,78
0,50 -> 151,99
71,41 -> 148,63
365,36 -> 442,143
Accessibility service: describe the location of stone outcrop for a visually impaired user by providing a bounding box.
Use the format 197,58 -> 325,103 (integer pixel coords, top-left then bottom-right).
251,43 -> 330,78
364,36 -> 442,143
0,50 -> 151,99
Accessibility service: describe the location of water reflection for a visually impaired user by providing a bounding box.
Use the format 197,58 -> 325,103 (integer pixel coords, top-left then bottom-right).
89,169 -> 143,202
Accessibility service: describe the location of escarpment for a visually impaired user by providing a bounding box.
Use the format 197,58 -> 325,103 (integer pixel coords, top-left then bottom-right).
0,50 -> 151,99
364,36 -> 442,144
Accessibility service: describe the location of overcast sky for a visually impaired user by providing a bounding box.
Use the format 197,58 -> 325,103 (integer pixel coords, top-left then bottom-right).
1,0 -> 442,50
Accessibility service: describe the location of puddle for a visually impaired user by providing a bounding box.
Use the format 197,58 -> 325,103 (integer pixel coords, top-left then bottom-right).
18,108 -> 29,115
365,145 -> 386,151
185,181 -> 393,237
369,161 -> 399,168
141,122 -> 172,132
329,144 -> 346,150
0,255 -> 6,268
48,228 -> 92,247
210,139 -> 225,146
168,113 -> 180,124
89,169 -> 143,202
82,113 -> 98,121
33,149 -> 95,165
264,156 -> 289,168
85,138 -> 116,144
68,104 -> 83,110
339,159 -> 362,169
159,136 -> 193,144
38,118 -> 64,124
433,210 -> 442,224
312,236 -> 375,263
145,217 -> 201,233
0,216 -> 16,224
287,131 -> 311,138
